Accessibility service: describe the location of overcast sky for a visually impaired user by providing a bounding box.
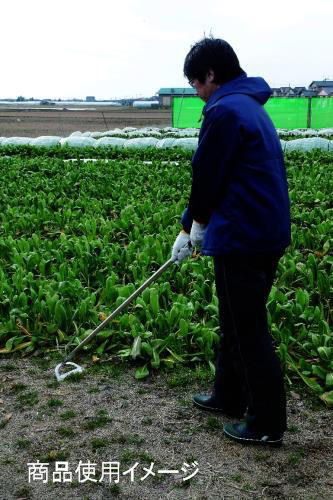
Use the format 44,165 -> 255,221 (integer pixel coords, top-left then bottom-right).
1,0 -> 332,99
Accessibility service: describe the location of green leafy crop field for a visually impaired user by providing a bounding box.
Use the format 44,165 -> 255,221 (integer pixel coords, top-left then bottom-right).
0,147 -> 332,405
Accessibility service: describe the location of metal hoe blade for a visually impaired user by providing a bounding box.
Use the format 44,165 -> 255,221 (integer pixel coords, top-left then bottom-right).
55,362 -> 84,382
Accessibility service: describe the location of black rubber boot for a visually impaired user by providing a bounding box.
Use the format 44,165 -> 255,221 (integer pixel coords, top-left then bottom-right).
192,394 -> 246,418
223,421 -> 283,447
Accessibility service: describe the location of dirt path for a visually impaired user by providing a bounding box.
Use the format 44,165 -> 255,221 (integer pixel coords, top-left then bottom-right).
0,358 -> 332,500
0,107 -> 171,138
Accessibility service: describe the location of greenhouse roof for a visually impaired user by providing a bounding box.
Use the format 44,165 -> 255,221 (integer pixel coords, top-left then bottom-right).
158,88 -> 197,95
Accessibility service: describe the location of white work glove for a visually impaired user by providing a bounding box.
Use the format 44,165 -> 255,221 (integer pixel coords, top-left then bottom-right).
190,220 -> 207,248
171,231 -> 192,264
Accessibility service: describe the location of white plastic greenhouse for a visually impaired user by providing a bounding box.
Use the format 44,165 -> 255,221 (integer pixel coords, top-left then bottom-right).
132,101 -> 159,109
0,127 -> 333,152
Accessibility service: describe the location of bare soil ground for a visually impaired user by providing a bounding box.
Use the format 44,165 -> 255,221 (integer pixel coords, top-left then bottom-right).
0,358 -> 332,500
0,106 -> 171,138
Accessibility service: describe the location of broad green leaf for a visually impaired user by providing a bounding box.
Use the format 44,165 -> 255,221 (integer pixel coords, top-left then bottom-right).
12,341 -> 32,352
166,348 -> 185,363
325,373 -> 333,387
55,301 -> 67,326
135,364 -> 149,380
57,331 -> 65,342
5,337 -> 16,352
169,305 -> 179,326
150,289 -> 159,317
18,292 -> 28,308
312,365 -> 327,380
318,346 -> 332,361
320,391 -> 333,407
131,336 -> 141,359
179,318 -> 188,336
142,288 -> 150,305
208,360 -> 216,374
141,342 -> 153,357
96,340 -> 107,355
162,356 -> 175,366
96,329 -> 114,340
151,348 -> 160,369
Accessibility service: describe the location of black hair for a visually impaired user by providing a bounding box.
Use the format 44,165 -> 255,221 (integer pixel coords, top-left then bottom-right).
184,37 -> 245,85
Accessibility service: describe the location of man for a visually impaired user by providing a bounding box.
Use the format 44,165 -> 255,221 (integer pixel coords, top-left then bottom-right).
172,37 -> 291,447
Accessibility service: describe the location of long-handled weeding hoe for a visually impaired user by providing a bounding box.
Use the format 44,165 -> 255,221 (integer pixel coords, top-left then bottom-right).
54,244 -> 191,381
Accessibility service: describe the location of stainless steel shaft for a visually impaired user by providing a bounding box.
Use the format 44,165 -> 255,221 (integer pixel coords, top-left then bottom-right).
63,257 -> 175,363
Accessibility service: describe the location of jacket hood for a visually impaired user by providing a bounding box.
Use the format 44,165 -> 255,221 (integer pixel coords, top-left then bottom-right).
205,73 -> 272,111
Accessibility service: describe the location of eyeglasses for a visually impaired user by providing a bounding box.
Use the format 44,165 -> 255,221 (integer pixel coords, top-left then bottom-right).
188,79 -> 195,88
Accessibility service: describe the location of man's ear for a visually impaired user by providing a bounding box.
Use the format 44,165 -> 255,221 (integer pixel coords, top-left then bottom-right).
207,69 -> 215,82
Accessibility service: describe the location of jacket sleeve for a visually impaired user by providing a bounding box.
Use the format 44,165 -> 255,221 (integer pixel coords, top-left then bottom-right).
188,107 -> 241,224
180,207 -> 193,233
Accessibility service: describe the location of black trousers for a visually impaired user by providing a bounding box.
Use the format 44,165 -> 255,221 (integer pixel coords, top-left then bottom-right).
212,251 -> 287,434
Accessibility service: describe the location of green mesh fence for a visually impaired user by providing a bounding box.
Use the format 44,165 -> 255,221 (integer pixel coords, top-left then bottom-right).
172,97 -> 204,128
172,96 -> 333,130
263,98 -> 308,129
311,98 -> 333,128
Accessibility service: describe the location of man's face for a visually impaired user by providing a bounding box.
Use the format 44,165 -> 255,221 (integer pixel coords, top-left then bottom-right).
190,70 -> 220,102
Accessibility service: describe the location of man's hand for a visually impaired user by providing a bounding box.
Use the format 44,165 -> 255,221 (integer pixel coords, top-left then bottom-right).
190,220 -> 207,248
171,231 -> 192,264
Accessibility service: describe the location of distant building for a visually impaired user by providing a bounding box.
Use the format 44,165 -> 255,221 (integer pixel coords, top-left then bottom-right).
120,99 -> 135,106
302,90 -> 318,97
157,88 -> 196,107
271,85 -> 321,97
271,88 -> 282,97
309,80 -> 333,93
308,81 -> 333,97
317,87 -> 333,96
157,81 -> 333,105
279,87 -> 296,96
293,87 -> 306,96
40,99 -> 55,105
86,96 -> 96,102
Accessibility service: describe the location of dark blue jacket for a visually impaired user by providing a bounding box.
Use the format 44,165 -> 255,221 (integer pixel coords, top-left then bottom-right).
181,74 -> 291,255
